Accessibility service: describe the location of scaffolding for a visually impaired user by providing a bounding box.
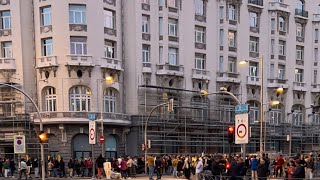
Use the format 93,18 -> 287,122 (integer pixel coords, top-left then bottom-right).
137,85 -> 320,156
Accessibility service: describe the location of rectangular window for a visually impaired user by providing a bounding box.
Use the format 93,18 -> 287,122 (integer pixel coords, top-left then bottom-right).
228,31 -> 236,47
228,5 -> 236,21
142,15 -> 150,33
195,53 -> 206,69
1,41 -> 12,58
40,6 -> 52,26
195,26 -> 205,43
219,6 -> 224,19
314,70 -> 318,84
315,48 -> 318,62
195,0 -> 204,15
159,0 -> 164,6
42,38 -> 53,56
104,40 -> 116,58
296,24 -> 303,37
271,18 -> 275,31
295,68 -> 303,82
1,11 -> 10,29
279,17 -> 286,32
271,39 -> 275,55
159,46 -> 163,64
168,47 -> 178,65
142,44 -> 150,63
69,5 -> 86,24
278,65 -> 285,79
279,40 -> 286,56
219,29 -> 224,46
70,37 -> 87,55
316,29 -> 319,42
168,18 -> 178,37
228,57 -> 236,73
104,9 -> 115,29
219,56 -> 224,72
249,12 -> 258,28
249,36 -> 259,53
168,0 -> 177,8
159,17 -> 163,36
249,62 -> 258,77
270,64 -> 274,79
296,46 -> 303,60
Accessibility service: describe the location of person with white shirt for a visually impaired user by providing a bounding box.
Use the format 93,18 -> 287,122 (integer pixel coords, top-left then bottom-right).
19,158 -> 27,180
196,158 -> 203,180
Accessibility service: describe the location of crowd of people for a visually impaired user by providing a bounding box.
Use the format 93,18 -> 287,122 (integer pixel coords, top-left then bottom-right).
0,152 -> 318,179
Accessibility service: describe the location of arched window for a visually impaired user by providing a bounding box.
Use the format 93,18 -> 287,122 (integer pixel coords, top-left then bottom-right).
72,134 -> 91,159
103,88 -> 117,113
292,105 -> 304,126
279,17 -> 286,32
69,86 -> 91,111
296,23 -> 303,37
228,4 -> 236,21
44,87 -> 56,112
191,96 -> 209,121
269,104 -> 282,125
248,101 -> 259,124
297,0 -> 304,11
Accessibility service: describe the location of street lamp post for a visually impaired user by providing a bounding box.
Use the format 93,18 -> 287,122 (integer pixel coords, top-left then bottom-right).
100,76 -> 115,157
0,83 -> 45,180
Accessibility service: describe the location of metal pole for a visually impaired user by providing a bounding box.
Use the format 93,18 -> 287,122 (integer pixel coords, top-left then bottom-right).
144,102 -> 167,174
264,110 -> 268,152
289,113 -> 294,157
0,83 -> 45,180
92,144 -> 95,179
260,55 -> 264,155
100,81 -> 104,156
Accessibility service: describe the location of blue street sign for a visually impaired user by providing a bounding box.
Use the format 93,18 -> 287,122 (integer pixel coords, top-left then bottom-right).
88,113 -> 96,120
235,104 -> 249,114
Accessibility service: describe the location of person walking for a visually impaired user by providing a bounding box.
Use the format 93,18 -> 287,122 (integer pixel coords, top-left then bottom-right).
68,158 -> 74,178
250,155 -> 259,180
293,160 -> 305,180
96,154 -> 105,179
127,156 -> 133,179
147,155 -> 155,180
19,158 -> 27,180
33,158 -> 39,178
195,157 -> 203,180
183,157 -> 191,180
257,159 -> 269,180
59,158 -> 66,177
286,160 -> 295,180
306,154 -> 314,179
120,157 -> 127,179
172,157 -> 178,177
3,158 -> 9,177
155,156 -> 162,180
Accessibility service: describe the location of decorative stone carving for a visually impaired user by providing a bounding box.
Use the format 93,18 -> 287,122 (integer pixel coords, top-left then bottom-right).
0,70 -> 15,82
169,7 -> 178,13
69,24 -> 87,32
142,33 -> 150,41
0,29 -> 11,37
195,15 -> 206,22
0,0 -> 10,5
296,36 -> 304,42
103,0 -> 116,6
247,5 -> 262,13
249,52 -> 259,58
169,36 -> 179,42
66,65 -> 93,78
39,66 -> 58,78
250,27 -> 259,33
141,3 -> 150,11
40,25 -> 52,33
195,42 -> 206,50
104,27 -> 117,36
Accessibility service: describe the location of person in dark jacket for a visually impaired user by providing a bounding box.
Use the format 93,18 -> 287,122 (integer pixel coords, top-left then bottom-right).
211,158 -> 221,180
9,158 -> 16,177
33,158 -> 39,178
230,157 -> 244,180
177,158 -> 183,178
68,158 -> 74,177
59,158 -> 66,177
257,160 -> 269,180
293,160 -> 305,180
96,154 -> 105,179
155,156 -> 162,180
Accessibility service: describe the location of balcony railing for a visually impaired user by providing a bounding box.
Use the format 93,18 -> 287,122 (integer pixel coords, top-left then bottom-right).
156,64 -> 184,76
0,58 -> 16,70
295,9 -> 308,18
192,69 -> 210,80
247,76 -> 260,85
216,72 -> 241,83
268,2 -> 290,13
312,84 -> 320,92
66,55 -> 93,66
32,111 -> 130,125
248,0 -> 263,7
100,57 -> 122,71
293,82 -> 307,91
313,14 -> 320,22
267,78 -> 288,88
37,56 -> 58,68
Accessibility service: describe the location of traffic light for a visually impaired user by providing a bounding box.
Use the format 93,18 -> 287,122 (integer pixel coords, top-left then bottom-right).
200,90 -> 208,96
168,99 -> 174,112
37,131 -> 48,143
227,126 -> 235,144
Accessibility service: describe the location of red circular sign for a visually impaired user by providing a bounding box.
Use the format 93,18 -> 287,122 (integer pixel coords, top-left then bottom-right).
236,124 -> 247,138
100,136 -> 105,143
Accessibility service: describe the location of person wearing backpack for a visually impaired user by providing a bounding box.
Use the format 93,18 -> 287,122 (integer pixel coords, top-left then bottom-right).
250,155 -> 259,180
